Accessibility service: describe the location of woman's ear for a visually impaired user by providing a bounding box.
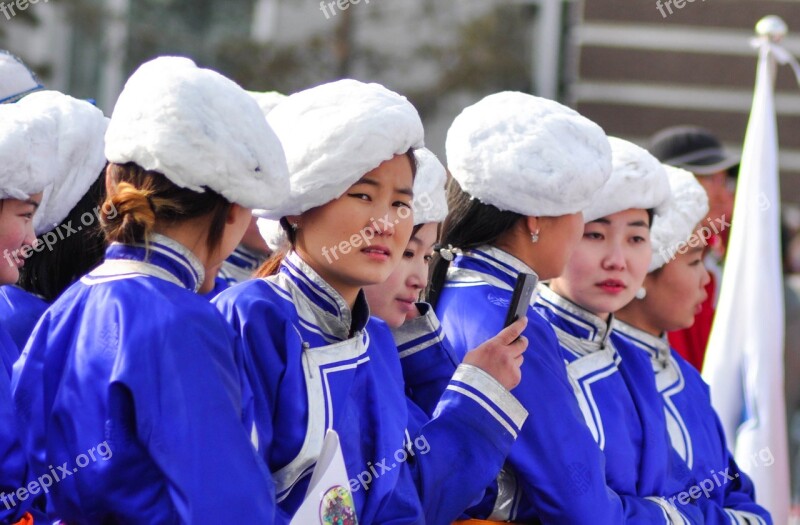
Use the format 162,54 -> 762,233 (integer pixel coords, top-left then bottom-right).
226,203 -> 253,225
524,216 -> 540,235
226,203 -> 242,224
284,215 -> 301,231
104,171 -> 115,198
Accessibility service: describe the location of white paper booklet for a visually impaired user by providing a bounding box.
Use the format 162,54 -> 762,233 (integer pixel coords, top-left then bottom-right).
289,429 -> 359,525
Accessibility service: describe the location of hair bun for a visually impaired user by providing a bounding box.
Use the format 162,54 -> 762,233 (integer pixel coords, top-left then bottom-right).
102,181 -> 157,244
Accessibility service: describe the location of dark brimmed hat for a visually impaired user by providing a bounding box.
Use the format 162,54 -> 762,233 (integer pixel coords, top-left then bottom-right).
648,126 -> 739,177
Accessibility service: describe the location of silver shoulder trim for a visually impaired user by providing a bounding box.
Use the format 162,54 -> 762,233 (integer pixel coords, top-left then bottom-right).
82,259 -> 184,288
449,364 -> 528,435
393,304 -> 442,358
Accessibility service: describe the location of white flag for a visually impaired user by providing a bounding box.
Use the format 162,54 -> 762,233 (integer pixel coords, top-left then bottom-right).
289,429 -> 359,525
702,24 -> 792,525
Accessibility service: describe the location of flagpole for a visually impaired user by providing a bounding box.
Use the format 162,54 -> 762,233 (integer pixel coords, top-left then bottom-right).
702,14 -> 791,525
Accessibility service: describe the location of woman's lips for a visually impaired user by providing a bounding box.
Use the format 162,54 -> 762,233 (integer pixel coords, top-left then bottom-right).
361,245 -> 391,262
596,279 -> 626,295
694,292 -> 709,314
395,297 -> 416,313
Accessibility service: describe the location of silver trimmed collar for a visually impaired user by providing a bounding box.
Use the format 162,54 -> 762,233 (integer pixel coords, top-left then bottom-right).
536,284 -> 613,353
98,234 -> 206,293
471,245 -> 538,277
279,251 -> 371,340
613,320 -> 671,368
148,233 -> 206,292
447,245 -> 540,292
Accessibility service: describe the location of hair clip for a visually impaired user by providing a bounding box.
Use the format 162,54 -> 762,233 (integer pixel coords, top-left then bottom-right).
435,243 -> 461,262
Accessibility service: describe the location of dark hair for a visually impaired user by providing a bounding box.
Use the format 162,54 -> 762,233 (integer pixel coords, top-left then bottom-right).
103,162 -> 232,254
256,148 -> 418,278
18,173 -> 108,301
426,178 -> 523,308
646,208 -> 655,228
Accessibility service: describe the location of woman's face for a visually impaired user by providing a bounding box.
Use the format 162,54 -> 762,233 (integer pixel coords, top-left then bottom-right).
639,241 -> 710,332
0,194 -> 42,285
293,154 -> 415,303
550,208 -> 652,319
364,222 -> 438,328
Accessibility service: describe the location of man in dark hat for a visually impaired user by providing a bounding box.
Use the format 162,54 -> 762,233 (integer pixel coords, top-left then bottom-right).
649,126 -> 739,372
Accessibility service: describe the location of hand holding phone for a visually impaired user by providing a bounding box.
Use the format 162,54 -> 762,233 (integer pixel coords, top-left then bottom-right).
463,316 -> 528,390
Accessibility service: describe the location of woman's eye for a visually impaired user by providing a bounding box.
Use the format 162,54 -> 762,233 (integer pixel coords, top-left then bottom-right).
424,255 -> 433,264
690,258 -> 703,266
403,250 -> 414,259
348,193 -> 371,202
584,232 -> 603,240
632,236 -> 646,243
394,200 -> 411,208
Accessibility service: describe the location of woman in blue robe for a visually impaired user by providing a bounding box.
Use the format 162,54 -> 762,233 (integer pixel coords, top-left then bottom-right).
0,91 -> 108,352
12,56 -> 290,524
431,95 -> 701,523
214,81 -> 529,525
0,98 -> 59,525
614,165 -> 771,524
362,148 -> 530,524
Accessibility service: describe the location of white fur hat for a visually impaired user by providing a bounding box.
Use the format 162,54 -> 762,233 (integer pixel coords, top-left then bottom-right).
104,56 -> 289,210
259,79 -> 424,220
0,103 -> 58,199
256,218 -> 289,253
0,51 -> 43,104
248,90 -> 286,115
412,148 -> 448,225
16,91 -> 109,235
583,137 -> 672,223
649,165 -> 710,272
445,91 -> 611,217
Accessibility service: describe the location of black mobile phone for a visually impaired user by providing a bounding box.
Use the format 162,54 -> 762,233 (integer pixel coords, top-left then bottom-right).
503,272 -> 539,328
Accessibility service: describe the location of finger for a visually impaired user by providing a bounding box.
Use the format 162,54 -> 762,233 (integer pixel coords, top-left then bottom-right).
505,335 -> 527,358
497,316 -> 528,345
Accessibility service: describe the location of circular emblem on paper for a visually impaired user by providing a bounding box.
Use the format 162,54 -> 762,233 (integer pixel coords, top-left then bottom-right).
319,485 -> 358,525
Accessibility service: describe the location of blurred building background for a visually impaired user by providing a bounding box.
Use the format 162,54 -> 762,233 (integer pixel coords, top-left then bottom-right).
3,0 -> 799,200
3,0 -> 800,204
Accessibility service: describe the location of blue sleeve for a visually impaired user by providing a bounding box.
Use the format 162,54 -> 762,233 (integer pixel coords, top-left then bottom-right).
503,319 -> 665,523
0,286 -> 49,351
691,421 -> 772,524
394,305 -> 531,523
115,304 -> 276,524
675,357 -> 771,524
404,364 -> 527,525
213,283 -> 299,524
392,303 -> 460,416
442,302 -> 701,523
0,334 -> 33,523
718,456 -> 771,524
